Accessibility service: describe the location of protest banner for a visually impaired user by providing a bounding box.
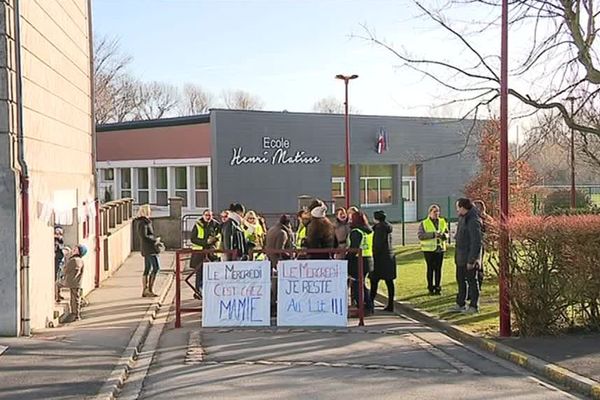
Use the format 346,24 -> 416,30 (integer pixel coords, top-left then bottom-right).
202,261 -> 271,327
277,259 -> 348,326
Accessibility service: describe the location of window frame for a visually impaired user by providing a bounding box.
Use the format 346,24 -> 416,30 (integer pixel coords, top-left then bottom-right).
120,168 -> 132,199
360,176 -> 393,206
194,166 -> 209,209
154,167 -> 168,206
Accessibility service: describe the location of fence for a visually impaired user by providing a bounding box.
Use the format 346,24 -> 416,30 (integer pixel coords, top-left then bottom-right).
532,185 -> 600,215
174,247 -> 365,328
95,198 -> 134,288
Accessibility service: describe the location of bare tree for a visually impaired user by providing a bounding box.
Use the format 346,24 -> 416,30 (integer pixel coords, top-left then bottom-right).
94,35 -> 135,124
312,96 -> 359,114
221,90 -> 264,110
358,1 -> 600,140
136,82 -> 180,120
110,74 -> 144,122
179,83 -> 213,116
521,110 -> 600,184
578,97 -> 600,168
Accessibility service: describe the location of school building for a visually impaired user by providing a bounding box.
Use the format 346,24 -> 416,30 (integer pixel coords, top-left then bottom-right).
97,109 -> 481,222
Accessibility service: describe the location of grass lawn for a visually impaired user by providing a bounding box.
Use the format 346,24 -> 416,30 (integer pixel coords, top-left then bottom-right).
379,245 -> 500,336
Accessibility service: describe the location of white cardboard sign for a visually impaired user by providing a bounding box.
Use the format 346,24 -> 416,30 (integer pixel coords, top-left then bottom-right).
277,260 -> 348,327
202,261 -> 271,327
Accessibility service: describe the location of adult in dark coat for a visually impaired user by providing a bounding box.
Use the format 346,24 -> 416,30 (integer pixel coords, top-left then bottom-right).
190,209 -> 221,298
221,203 -> 249,261
264,214 -> 294,270
136,204 -> 161,297
347,211 -> 374,314
370,210 -> 396,312
264,214 -> 294,311
451,198 -> 483,313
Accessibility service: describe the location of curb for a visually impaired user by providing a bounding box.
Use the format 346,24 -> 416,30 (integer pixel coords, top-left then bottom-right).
94,267 -> 175,400
378,294 -> 600,399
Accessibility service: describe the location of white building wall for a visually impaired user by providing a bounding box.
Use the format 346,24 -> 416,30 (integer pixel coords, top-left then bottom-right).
17,0 -> 94,332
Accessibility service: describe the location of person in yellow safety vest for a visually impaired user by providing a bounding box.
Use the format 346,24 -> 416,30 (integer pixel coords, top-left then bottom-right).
346,211 -> 374,314
242,210 -> 266,260
418,204 -> 449,295
295,209 -> 310,249
190,209 -> 220,299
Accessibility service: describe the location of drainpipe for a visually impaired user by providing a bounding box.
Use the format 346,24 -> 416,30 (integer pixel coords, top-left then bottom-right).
87,0 -> 101,288
13,0 -> 30,336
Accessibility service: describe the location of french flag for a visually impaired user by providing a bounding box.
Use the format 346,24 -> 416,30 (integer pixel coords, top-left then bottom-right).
376,128 -> 388,154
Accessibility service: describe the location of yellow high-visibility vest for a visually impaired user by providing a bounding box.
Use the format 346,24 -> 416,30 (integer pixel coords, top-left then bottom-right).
296,224 -> 306,248
192,222 -> 205,250
352,229 -> 373,257
420,217 -> 448,252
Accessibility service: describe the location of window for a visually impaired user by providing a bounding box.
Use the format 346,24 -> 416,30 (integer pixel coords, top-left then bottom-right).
194,166 -> 209,208
331,165 -> 346,200
82,202 -> 90,239
120,168 -> 131,198
402,178 -> 416,202
359,165 -> 393,206
137,168 -> 149,204
102,168 -> 114,181
175,166 -> 188,207
154,167 -> 168,206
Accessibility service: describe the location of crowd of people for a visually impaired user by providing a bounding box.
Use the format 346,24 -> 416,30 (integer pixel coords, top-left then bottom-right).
134,196 -> 486,317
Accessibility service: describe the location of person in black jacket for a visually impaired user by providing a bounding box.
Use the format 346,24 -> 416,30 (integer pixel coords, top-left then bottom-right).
136,204 -> 161,297
347,211 -> 374,314
221,203 -> 249,261
370,210 -> 397,312
190,209 -> 220,298
450,198 -> 483,313
54,226 -> 65,302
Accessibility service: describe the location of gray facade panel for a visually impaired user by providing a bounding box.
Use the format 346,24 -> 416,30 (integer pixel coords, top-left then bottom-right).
0,136 -> 19,336
212,110 -> 479,222
0,6 -> 19,334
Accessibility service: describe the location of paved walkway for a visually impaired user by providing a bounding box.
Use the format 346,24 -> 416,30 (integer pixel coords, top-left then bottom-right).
505,334 -> 600,382
0,252 -> 174,400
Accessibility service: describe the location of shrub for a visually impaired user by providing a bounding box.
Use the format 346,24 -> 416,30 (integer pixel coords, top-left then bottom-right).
503,215 -> 600,335
543,189 -> 591,214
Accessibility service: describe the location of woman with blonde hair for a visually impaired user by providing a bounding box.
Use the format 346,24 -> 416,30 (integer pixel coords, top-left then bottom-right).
136,204 -> 161,297
243,210 -> 265,259
417,204 -> 449,295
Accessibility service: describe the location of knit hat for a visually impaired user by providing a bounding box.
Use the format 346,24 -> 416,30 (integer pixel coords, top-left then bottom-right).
77,244 -> 88,257
373,210 -> 386,221
310,204 -> 327,218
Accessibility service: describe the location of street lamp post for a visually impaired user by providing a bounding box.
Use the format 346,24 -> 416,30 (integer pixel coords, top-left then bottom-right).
565,96 -> 578,209
335,74 -> 359,210
499,0 -> 511,337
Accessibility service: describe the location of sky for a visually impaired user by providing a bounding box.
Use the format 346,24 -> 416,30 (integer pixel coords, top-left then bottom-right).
92,0 -> 528,130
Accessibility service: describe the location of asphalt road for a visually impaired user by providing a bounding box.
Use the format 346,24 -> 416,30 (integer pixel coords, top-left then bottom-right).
127,310 -> 583,400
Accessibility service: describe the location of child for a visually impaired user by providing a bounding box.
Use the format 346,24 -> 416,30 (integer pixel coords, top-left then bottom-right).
63,244 -> 87,321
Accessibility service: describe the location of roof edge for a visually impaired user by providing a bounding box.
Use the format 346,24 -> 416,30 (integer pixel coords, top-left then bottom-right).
97,114 -> 210,132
